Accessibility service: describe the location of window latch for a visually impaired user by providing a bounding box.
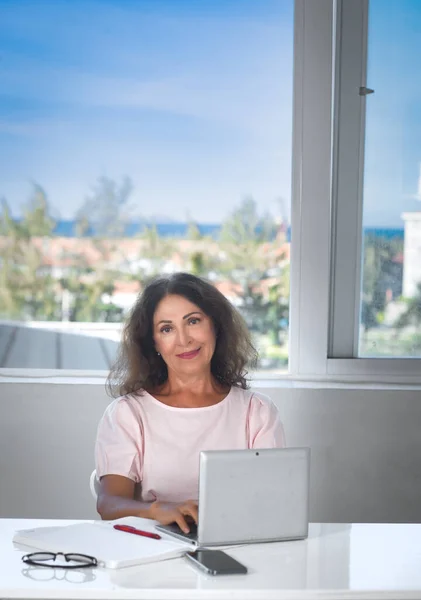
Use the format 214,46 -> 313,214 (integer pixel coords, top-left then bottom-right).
359,86 -> 375,96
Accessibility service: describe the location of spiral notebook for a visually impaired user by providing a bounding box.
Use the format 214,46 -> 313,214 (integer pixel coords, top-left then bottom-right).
13,517 -> 194,569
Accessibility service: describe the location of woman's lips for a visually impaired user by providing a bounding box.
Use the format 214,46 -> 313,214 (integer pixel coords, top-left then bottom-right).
176,348 -> 201,359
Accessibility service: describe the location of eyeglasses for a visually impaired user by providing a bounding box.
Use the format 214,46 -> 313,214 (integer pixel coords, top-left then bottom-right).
22,552 -> 97,569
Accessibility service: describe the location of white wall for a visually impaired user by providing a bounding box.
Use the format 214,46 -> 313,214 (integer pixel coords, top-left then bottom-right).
1,382 -> 420,523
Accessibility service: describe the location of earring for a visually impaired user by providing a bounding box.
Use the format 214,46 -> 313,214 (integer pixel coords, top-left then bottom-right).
157,352 -> 161,356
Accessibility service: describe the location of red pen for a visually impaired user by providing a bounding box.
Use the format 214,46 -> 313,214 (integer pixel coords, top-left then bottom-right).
113,524 -> 161,540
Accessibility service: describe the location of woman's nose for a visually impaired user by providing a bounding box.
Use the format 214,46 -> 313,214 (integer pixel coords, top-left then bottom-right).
176,327 -> 191,347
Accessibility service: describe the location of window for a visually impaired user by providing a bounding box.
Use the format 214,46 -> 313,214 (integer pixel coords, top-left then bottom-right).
0,1 -> 293,373
292,0 -> 421,382
359,0 -> 421,358
2,0 -> 420,384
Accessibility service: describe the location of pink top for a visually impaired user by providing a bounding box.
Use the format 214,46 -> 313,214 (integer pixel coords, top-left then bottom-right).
95,386 -> 286,503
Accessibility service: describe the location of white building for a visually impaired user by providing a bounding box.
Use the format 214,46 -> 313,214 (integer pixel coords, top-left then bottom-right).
402,211 -> 421,298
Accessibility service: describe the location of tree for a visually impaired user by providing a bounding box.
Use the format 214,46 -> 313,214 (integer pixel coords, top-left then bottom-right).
188,248 -> 222,279
361,235 -> 403,331
0,186 -> 59,320
56,231 -> 128,322
220,196 -> 277,247
183,211 -> 221,278
395,282 -> 421,329
220,197 -> 276,281
265,267 -> 290,344
217,196 -> 290,348
186,212 -> 203,241
68,176 -> 137,321
75,176 -> 133,238
219,197 -> 281,335
137,225 -> 175,278
22,184 -> 56,237
60,272 -> 120,322
0,198 -> 24,317
190,251 -> 206,276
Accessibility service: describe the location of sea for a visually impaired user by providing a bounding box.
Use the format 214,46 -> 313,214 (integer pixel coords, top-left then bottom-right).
50,221 -> 405,241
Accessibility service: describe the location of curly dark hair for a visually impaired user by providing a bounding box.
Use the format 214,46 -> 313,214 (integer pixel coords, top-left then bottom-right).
106,272 -> 258,398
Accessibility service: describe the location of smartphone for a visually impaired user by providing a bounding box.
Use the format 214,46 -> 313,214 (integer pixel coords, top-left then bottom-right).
185,549 -> 248,576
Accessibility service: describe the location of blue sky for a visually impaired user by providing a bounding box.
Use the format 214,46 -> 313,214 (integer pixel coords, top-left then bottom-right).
0,0 -> 420,226
363,0 -> 421,226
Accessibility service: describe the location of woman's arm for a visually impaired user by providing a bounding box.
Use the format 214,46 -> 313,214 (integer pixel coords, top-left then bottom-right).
97,474 -> 152,520
97,474 -> 198,533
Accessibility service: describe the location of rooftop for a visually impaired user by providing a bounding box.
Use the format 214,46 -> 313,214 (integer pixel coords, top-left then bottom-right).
0,322 -> 119,369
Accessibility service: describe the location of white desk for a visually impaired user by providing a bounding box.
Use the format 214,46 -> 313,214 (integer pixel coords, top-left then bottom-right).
2,519 -> 421,600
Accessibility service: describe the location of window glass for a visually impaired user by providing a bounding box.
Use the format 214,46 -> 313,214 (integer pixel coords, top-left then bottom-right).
0,0 -> 293,371
359,0 -> 421,357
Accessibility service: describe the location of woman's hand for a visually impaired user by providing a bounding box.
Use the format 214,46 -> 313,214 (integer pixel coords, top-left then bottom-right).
149,500 -> 198,533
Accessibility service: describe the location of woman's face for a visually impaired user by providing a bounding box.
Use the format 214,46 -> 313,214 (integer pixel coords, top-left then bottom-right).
153,294 -> 216,377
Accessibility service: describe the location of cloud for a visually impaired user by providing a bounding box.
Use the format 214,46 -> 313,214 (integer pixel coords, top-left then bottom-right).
1,64 -> 291,143
0,1 -> 292,142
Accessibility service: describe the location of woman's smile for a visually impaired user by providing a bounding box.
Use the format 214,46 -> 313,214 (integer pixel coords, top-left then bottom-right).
176,347 -> 201,359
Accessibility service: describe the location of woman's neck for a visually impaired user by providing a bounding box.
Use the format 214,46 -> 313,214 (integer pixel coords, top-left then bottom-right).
150,371 -> 229,407
160,372 -> 220,395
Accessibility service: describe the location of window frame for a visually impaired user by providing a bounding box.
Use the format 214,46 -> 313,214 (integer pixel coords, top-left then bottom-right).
290,0 -> 421,384
1,0 -> 421,385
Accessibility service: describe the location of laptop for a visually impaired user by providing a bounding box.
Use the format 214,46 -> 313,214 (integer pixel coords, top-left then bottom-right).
156,447 -> 310,547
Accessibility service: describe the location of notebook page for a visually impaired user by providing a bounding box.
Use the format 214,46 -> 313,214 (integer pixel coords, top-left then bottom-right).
14,522 -> 192,569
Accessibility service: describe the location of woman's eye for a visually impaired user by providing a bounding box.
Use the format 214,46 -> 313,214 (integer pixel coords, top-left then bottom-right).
160,326 -> 172,334
189,318 -> 200,325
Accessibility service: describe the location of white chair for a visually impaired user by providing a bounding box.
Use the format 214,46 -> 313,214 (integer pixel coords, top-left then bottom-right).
90,469 -> 100,499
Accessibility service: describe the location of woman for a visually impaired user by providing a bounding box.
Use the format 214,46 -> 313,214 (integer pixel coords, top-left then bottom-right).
95,272 -> 285,532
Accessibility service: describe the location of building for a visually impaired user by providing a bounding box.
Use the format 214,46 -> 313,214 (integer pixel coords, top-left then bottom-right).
402,211 -> 421,298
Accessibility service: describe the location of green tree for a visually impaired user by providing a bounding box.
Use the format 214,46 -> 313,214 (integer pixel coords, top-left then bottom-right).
220,196 -> 276,247
186,212 -> 203,241
137,225 -> 175,278
220,197 -> 276,281
0,186 -> 59,320
22,184 -> 56,236
60,273 -> 119,322
188,248 -> 222,279
395,283 -> 421,329
265,267 -> 290,344
183,211 -> 221,278
57,233 -> 125,322
76,176 -> 133,238
0,198 -> 25,317
219,197 -> 279,334
361,235 -> 403,331
70,176 -> 137,321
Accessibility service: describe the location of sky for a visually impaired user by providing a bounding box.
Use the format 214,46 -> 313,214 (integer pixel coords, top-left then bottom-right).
0,0 -> 420,227
363,0 -> 421,227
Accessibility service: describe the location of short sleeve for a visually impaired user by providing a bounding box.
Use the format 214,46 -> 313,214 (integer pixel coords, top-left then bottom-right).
95,397 -> 143,483
247,392 -> 286,449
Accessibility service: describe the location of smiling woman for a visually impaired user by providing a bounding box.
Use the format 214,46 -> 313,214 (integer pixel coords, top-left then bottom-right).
95,272 -> 286,528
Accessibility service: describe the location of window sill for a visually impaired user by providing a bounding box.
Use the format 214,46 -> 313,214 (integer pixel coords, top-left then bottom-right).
1,368 -> 420,390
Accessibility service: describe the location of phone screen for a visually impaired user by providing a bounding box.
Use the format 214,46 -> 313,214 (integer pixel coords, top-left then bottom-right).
186,550 -> 248,575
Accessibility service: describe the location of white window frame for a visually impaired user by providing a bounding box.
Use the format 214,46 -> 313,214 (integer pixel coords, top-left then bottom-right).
290,0 -> 421,384
1,0 -> 421,385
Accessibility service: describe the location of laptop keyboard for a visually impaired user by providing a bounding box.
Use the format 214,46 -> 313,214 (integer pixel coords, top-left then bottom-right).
163,522 -> 198,541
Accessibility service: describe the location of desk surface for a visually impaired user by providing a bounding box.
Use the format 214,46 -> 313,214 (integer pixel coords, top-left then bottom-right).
2,519 -> 421,600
